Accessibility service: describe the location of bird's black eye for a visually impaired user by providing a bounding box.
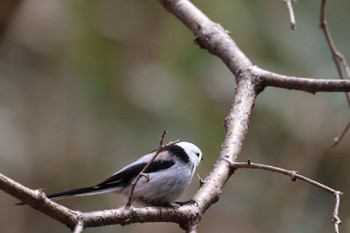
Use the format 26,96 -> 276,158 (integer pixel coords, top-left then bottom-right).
196,152 -> 200,157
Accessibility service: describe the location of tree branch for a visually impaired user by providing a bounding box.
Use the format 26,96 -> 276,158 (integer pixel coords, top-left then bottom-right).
332,191 -> 342,233
253,66 -> 350,93
80,205 -> 199,228
320,0 -> 350,146
1,169 -> 202,229
232,160 -> 342,233
284,0 -> 297,30
0,173 -> 78,230
232,160 -> 340,194
193,76 -> 259,213
332,119 -> 350,147
320,0 -> 350,85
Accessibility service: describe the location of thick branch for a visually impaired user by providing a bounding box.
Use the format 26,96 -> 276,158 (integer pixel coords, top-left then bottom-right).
193,76 -> 259,213
0,173 -> 78,229
81,205 -> 199,228
1,172 -> 202,228
158,0 -> 261,216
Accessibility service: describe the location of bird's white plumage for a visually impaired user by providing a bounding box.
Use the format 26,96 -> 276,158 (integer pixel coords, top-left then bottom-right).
129,142 -> 203,204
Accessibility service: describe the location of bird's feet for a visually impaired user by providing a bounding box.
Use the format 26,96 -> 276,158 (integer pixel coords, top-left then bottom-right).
175,199 -> 199,206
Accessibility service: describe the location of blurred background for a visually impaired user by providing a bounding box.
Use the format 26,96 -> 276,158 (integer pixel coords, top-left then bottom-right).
0,0 -> 349,232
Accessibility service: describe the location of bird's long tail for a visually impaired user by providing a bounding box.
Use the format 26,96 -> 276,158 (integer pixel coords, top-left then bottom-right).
16,184 -> 120,205
46,185 -> 117,200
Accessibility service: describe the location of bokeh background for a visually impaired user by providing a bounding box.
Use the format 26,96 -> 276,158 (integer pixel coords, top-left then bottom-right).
1,0 -> 350,233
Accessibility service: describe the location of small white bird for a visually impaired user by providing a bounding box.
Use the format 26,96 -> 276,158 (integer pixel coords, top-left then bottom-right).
45,141 -> 203,205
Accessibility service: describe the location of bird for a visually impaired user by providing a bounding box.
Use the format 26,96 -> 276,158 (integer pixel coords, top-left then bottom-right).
28,141 -> 203,206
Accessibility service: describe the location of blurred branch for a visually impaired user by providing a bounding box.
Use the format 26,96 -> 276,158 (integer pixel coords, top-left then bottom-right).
0,0 -> 23,40
232,160 -> 343,233
320,0 -> 350,146
320,0 -> 350,87
332,119 -> 350,147
284,0 -> 297,30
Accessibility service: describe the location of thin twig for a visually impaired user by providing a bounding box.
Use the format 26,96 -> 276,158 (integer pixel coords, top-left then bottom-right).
320,0 -> 350,146
332,191 -> 342,233
320,0 -> 350,83
284,0 -> 297,30
126,129 -> 168,207
332,120 -> 350,147
320,0 -> 350,101
231,160 -> 342,233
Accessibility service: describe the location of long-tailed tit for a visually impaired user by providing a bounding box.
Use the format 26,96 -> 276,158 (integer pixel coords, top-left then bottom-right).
44,141 -> 203,205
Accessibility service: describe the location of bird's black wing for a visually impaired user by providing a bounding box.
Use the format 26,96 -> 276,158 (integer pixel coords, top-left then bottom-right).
48,159 -> 175,199
96,159 -> 175,187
